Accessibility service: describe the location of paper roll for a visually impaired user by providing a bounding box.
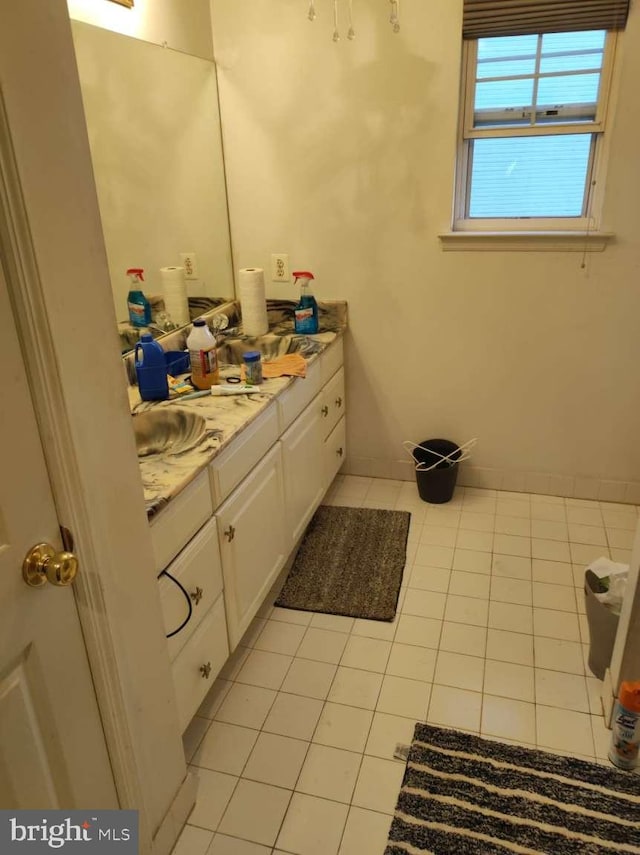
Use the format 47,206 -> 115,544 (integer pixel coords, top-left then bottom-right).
160,266 -> 190,326
238,267 -> 268,336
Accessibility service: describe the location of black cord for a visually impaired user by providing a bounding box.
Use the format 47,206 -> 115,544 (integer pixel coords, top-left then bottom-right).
159,568 -> 193,638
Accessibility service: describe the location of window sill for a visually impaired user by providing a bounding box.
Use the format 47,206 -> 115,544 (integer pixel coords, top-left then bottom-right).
438,231 -> 614,252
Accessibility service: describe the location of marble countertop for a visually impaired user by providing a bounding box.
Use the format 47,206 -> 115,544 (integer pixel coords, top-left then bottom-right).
129,300 -> 347,519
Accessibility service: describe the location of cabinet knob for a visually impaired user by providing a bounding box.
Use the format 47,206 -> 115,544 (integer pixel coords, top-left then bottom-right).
199,661 -> 212,679
335,396 -> 343,408
321,405 -> 329,417
224,525 -> 235,542
190,586 -> 204,605
336,447 -> 344,457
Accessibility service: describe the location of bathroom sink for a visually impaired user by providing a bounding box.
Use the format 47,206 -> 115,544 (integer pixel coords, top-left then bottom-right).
216,334 -> 320,366
132,408 -> 207,457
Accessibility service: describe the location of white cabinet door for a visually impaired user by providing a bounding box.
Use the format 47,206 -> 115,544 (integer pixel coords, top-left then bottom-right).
217,444 -> 286,650
281,398 -> 325,548
324,416 -> 347,489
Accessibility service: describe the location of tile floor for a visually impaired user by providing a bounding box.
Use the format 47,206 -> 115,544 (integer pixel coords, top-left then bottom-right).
173,476 -> 638,855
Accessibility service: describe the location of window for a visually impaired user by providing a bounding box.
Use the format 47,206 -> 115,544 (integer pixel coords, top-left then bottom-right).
454,29 -> 617,231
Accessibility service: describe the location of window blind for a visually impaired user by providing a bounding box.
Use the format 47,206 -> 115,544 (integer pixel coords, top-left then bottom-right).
463,1 -> 630,39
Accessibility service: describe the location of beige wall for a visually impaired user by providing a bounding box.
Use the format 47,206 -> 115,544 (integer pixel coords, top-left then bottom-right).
211,0 -> 640,500
67,0 -> 213,58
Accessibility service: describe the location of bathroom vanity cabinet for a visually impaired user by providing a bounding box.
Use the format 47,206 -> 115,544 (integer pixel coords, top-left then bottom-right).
152,338 -> 345,731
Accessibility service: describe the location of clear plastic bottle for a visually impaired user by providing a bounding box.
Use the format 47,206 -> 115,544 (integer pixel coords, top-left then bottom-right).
243,350 -> 263,385
186,319 -> 219,389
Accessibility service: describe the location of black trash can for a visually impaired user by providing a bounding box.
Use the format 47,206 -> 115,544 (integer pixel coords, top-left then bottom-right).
411,438 -> 461,504
584,569 -> 620,680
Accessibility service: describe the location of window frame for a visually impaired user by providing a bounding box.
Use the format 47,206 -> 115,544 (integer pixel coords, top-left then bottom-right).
453,30 -> 619,233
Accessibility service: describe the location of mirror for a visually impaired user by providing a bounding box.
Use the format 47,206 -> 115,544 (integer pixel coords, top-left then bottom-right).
71,21 -> 235,351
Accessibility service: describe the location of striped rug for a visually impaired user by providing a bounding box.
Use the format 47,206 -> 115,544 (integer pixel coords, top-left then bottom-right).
385,723 -> 640,855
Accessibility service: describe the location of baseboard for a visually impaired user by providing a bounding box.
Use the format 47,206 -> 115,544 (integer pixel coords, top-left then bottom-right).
151,772 -> 197,855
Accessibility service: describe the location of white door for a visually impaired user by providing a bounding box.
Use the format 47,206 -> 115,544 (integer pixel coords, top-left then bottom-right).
0,263 -> 118,809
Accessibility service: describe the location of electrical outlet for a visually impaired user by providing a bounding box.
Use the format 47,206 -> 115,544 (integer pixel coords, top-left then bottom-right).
271,253 -> 290,282
180,252 -> 198,280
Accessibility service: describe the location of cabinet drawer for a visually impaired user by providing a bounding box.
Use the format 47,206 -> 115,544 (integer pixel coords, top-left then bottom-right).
171,595 -> 228,732
320,367 -> 345,439
320,337 -> 343,386
277,358 -> 321,432
209,404 -> 279,507
159,519 -> 223,661
324,415 -> 346,489
150,470 -> 213,572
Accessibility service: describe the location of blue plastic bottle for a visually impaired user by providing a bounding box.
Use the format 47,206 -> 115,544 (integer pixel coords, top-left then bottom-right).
127,267 -> 151,327
292,270 -> 319,334
135,334 -> 168,401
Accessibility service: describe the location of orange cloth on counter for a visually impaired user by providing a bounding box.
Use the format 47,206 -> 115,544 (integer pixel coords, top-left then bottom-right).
241,352 -> 307,380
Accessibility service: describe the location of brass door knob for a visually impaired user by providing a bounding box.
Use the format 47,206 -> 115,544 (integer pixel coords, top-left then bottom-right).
190,586 -> 204,605
336,447 -> 344,457
321,405 -> 329,417
335,396 -> 343,408
224,525 -> 235,542
200,662 -> 212,679
23,543 -> 79,588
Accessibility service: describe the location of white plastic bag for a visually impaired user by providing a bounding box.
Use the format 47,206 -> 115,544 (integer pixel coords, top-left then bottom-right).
587,556 -> 629,615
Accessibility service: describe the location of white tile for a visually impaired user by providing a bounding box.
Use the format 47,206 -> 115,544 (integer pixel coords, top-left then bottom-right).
530,503 -> 566,522
532,582 -> 577,613
535,670 -> 589,713
327,667 -> 384,710
313,702 -> 374,753
610,547 -> 632,563
483,660 -> 534,702
263,693 -> 324,741
427,685 -> 482,732
296,744 -> 361,803
492,554 -> 532,581
536,706 -> 595,756
365,712 -> 417,761
351,617 -> 398,642
591,714 -> 611,760
197,680 -> 232,721
402,588 -> 446,620
570,542 -> 609,564
439,622 -> 486,657
532,539 -> 571,563
352,755 -> 406,815
488,602 -> 533,634
188,767 -> 238,831
533,637 -> 585,675
297,628 -> 349,665
192,722 -> 259,776
452,549 -> 492,574
240,618 -> 268,648
425,507 -> 461,527
486,629 -> 533,666
448,571 -> 490,600
444,594 -> 489,627
172,824 -> 213,855
567,506 -> 603,526
407,565 -> 451,593
281,659 -> 337,700
255,621 -> 306,656
243,732 -> 309,789
606,528 -> 635,549
310,613 -> 356,634
376,675 -> 431,719
568,524 -> 607,546
270,606 -> 313,626
531,559 -> 574,587
341,636 -> 392,673
236,649 -> 293,691
215,684 -> 276,730
338,807 -> 393,855
183,716 -> 210,764
208,835 -> 271,855
419,525 -> 457,547
601,508 -> 637,529
276,792 -> 348,855
394,614 -> 442,649
586,677 -> 604,716
494,516 -> 530,537
218,780 -> 291,847
386,643 -> 437,683
496,499 -> 530,518
530,520 -> 569,542
414,544 -> 454,569
219,647 -> 250,681
490,577 -> 532,607
455,529 -> 494,552
434,651 -> 484,692
493,534 -> 531,558
533,608 -> 580,642
481,696 -> 535,744
459,511 -> 495,532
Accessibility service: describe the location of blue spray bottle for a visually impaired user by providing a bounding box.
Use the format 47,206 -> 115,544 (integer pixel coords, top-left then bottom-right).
292,270 -> 319,334
127,267 -> 151,327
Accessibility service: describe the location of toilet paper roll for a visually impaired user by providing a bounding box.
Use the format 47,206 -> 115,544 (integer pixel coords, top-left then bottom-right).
160,266 -> 190,326
238,267 -> 268,336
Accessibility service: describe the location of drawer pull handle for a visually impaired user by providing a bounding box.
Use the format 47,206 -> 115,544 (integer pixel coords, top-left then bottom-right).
336,447 -> 344,457
190,586 -> 204,605
200,661 -> 212,679
321,405 -> 329,417
224,525 -> 235,542
335,396 -> 343,408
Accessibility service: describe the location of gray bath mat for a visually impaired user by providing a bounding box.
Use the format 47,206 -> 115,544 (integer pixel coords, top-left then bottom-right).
275,505 -> 410,621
